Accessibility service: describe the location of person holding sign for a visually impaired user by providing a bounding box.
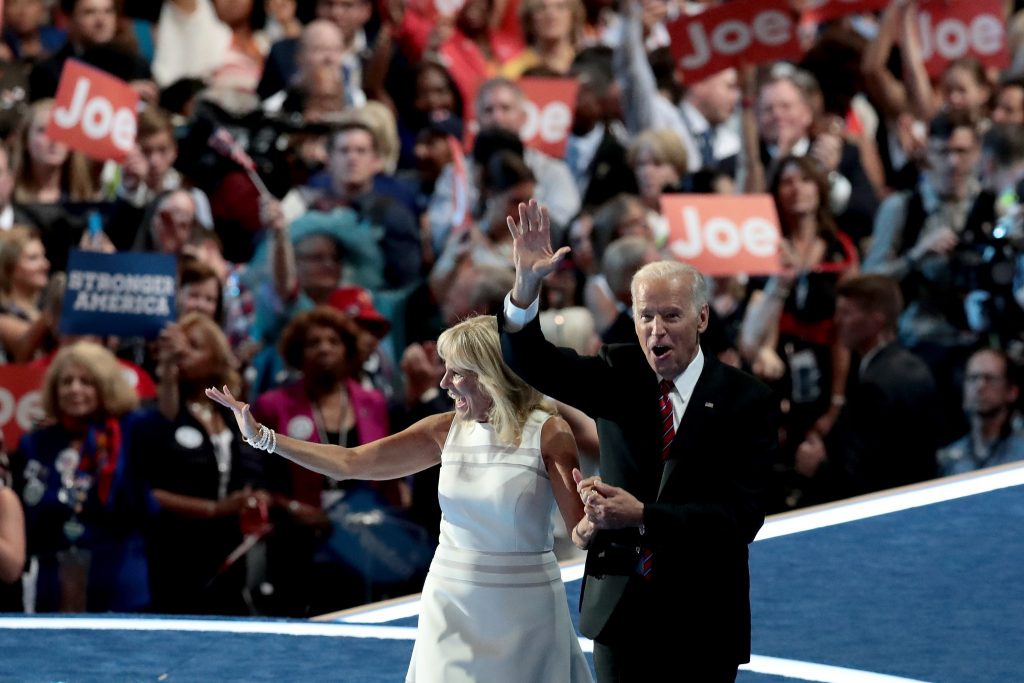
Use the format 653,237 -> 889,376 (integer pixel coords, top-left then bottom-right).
207,314 -> 594,682
499,199 -> 777,682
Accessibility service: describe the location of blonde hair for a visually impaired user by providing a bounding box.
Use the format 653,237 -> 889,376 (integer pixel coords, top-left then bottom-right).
347,103 -> 400,174
436,315 -> 554,445
0,225 -> 40,300
178,312 -> 242,394
627,128 -> 689,178
42,341 -> 140,420
518,0 -> 585,48
11,99 -> 98,203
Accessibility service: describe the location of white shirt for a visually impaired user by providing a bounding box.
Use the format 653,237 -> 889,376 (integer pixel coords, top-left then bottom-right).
660,347 -> 704,431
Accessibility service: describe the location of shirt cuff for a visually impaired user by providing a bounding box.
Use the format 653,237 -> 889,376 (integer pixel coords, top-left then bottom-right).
502,291 -> 539,332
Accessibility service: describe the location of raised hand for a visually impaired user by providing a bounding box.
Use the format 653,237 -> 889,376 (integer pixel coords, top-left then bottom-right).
506,199 -> 570,306
205,385 -> 260,443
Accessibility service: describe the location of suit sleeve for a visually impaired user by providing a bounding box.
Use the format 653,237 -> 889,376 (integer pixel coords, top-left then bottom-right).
499,310 -> 621,419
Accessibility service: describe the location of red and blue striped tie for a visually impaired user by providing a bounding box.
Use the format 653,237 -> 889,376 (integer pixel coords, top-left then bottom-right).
641,380 -> 676,580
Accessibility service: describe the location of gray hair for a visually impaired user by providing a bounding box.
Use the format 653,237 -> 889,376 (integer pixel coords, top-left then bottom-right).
630,260 -> 709,315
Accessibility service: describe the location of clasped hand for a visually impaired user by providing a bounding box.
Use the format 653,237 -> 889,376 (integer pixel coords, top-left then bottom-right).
572,468 -> 643,531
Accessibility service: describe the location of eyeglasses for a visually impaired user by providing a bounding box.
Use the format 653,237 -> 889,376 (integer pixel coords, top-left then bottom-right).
965,373 -> 1007,384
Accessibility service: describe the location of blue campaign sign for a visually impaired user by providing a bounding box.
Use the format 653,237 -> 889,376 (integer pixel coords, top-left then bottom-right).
60,250 -> 177,339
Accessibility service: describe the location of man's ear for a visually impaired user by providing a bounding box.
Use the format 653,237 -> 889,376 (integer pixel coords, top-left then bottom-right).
697,303 -> 710,334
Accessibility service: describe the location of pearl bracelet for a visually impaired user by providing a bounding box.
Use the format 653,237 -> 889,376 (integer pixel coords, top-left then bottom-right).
245,424 -> 277,454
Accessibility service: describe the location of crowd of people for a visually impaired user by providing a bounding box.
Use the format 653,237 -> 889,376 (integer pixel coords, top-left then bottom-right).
1,0 -> 1023,633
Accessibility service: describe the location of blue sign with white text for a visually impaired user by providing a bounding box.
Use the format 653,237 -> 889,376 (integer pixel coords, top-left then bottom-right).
60,250 -> 177,339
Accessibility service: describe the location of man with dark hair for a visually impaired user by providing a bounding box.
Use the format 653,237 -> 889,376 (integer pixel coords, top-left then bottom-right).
30,0 -> 153,102
286,121 -> 422,289
992,76 -> 1024,126
565,52 -> 637,210
938,348 -> 1024,475
863,112 -> 1016,433
794,274 -> 941,505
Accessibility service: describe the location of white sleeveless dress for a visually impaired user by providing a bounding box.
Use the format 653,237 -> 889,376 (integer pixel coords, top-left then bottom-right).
406,410 -> 593,683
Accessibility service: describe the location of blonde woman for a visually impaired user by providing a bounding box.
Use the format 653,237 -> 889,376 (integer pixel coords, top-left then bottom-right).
208,314 -> 594,682
10,99 -> 98,204
502,0 -> 585,77
0,226 -> 55,362
17,341 -> 149,613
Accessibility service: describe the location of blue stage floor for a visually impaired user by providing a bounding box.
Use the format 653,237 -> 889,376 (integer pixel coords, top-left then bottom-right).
2,462 -> 1022,682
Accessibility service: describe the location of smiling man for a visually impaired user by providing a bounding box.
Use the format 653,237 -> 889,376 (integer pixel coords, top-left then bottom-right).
499,199 -> 778,682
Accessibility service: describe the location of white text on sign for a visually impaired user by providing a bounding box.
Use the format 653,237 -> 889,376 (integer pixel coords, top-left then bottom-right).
678,9 -> 794,70
52,76 -> 136,153
669,206 -> 779,260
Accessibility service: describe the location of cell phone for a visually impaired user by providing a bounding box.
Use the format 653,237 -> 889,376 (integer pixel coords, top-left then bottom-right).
87,211 -> 103,239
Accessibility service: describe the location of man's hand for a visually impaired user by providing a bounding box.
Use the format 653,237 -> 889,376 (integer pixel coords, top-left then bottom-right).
506,199 -> 570,307
580,477 -> 644,530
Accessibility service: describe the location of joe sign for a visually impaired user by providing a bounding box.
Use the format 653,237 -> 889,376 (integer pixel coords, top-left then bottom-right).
667,0 -> 802,83
45,59 -> 138,163
661,194 -> 782,276
918,0 -> 1009,78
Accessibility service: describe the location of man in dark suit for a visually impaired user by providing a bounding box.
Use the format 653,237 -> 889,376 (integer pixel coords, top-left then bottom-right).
499,200 -> 777,682
794,274 -> 940,505
30,0 -> 153,102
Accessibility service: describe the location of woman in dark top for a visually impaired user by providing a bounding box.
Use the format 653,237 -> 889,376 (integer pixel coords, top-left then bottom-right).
739,155 -> 859,511
15,341 -> 149,612
133,312 -> 272,615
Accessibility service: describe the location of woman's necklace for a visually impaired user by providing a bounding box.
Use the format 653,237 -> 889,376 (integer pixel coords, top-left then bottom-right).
311,387 -> 350,446
189,400 -> 215,426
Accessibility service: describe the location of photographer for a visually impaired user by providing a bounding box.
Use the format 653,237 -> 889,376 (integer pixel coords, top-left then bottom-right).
862,112 -> 998,442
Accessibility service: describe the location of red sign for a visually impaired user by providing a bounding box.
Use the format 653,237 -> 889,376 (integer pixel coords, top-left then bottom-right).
406,0 -> 465,20
517,78 -> 578,159
800,0 -> 888,25
918,0 -> 1009,78
661,194 -> 783,276
46,59 -> 139,163
464,77 -> 579,159
667,0 -> 802,83
0,364 -> 46,451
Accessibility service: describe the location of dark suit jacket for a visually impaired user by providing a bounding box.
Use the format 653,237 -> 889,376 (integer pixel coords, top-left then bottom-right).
812,342 -> 940,504
500,313 -> 777,665
29,42 -> 151,102
580,129 -> 637,212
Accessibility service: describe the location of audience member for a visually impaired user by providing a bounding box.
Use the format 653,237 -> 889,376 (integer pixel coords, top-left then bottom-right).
30,0 -> 153,102
134,313 -> 273,615
938,348 -> 1024,476
794,275 -> 940,506
0,226 -> 57,362
16,341 -> 150,612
